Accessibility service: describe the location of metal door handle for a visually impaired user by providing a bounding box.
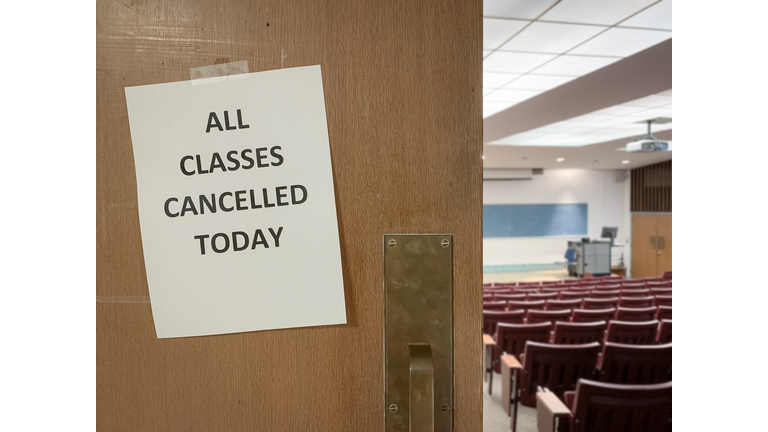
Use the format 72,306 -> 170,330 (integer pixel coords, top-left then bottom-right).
409,343 -> 434,432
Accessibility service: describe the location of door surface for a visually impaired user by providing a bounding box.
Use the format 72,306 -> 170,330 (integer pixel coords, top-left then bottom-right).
631,213 -> 672,278
96,1 -> 482,431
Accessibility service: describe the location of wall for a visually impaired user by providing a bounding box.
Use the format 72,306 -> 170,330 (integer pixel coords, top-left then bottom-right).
483,169 -> 630,270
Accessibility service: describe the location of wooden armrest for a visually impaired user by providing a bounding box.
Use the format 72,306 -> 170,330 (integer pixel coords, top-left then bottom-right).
536,391 -> 572,432
483,334 -> 495,346
501,354 -> 522,370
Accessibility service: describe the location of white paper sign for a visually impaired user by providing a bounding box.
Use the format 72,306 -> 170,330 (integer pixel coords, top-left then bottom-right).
125,65 -> 346,338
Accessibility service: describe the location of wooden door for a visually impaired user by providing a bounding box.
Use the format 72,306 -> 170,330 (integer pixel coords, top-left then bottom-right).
655,214 -> 672,276
96,1 -> 482,432
631,213 -> 672,278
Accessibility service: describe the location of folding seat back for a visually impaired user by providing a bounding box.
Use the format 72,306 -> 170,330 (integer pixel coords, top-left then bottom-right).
571,308 -> 615,323
559,291 -> 589,301
590,290 -> 621,299
482,283 -> 493,288
516,281 -> 537,287
644,276 -> 664,282
483,310 -> 525,335
598,342 -> 672,384
647,280 -> 671,288
551,321 -> 607,345
569,380 -> 672,432
507,300 -> 546,311
541,281 -> 559,287
494,293 -> 526,301
621,288 -> 650,296
482,300 -> 507,311
518,342 -> 601,407
527,292 -> 558,301
657,319 -> 672,343
615,307 -> 657,322
482,293 -> 492,301
595,284 -> 622,290
654,295 -> 672,307
619,296 -> 655,308
541,287 -> 567,294
494,322 -> 553,372
651,288 -> 672,296
662,271 -> 672,280
605,320 -> 659,345
571,286 -> 594,292
621,282 -> 646,289
582,297 -> 620,310
545,298 -> 582,311
512,287 -> 540,294
525,309 -> 572,324
656,306 -> 672,321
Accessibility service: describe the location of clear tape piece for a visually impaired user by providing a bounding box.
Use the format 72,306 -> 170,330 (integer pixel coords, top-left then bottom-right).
96,296 -> 151,304
190,60 -> 249,81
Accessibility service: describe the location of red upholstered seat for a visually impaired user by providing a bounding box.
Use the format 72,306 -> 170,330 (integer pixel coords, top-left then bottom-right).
536,380 -> 672,432
482,310 -> 525,335
502,342 -> 600,432
486,322 -> 553,396
614,306 -> 658,322
525,309 -> 572,324
656,306 -> 672,321
590,290 -> 621,299
605,320 -> 659,345
545,298 -> 582,311
506,300 -> 546,311
527,291 -> 558,301
597,342 -> 672,384
582,297 -> 620,310
571,308 -> 616,323
551,321 -> 607,345
654,295 -> 672,307
482,300 -> 506,311
619,296 -> 656,308
656,319 -> 672,344
493,293 -> 526,301
559,291 -> 589,301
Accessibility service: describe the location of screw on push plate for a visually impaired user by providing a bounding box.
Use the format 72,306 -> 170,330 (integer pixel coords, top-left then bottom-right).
389,404 -> 398,413
388,239 -> 397,247
441,404 -> 450,412
441,239 -> 449,248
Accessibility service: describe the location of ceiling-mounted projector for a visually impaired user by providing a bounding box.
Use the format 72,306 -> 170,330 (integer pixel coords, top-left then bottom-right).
618,118 -> 672,153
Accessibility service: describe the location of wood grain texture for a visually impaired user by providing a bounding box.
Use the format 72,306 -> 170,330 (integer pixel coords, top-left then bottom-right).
96,0 -> 482,431
631,214 -> 657,279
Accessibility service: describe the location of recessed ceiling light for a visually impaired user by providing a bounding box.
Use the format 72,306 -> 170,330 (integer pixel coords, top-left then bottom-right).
482,155 -> 485,159
557,158 -> 565,162
622,160 -> 630,164
522,157 -> 527,160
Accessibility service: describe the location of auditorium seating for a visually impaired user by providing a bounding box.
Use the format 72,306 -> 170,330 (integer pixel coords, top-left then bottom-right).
545,299 -> 582,311
524,309 -> 571,324
614,306 -> 658,322
605,320 -> 659,345
656,305 -> 672,320
571,308 -> 616,323
507,300 -> 546,311
582,297 -> 620,310
657,319 -> 672,343
484,322 -> 552,394
550,321 -> 607,345
619,296 -> 655,308
482,310 -> 525,335
597,342 -> 672,384
536,380 -> 672,432
502,342 -> 601,432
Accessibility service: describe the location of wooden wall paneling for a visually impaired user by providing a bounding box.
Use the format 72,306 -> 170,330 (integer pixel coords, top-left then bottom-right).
631,213 -> 657,279
96,1 -> 483,431
655,214 -> 672,276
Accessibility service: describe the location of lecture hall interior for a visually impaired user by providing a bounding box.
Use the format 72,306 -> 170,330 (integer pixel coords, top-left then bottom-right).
34,0 -> 745,430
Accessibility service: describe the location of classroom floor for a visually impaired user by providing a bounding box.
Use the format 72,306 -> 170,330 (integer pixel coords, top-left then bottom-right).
482,270 -> 575,432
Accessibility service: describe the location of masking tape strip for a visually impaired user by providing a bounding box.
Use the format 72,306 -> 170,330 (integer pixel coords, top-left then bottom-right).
97,295 -> 151,304
190,60 -> 249,86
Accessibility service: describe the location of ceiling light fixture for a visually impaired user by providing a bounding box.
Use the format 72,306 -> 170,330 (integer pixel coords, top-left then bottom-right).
622,160 -> 630,164
556,158 -> 565,162
482,155 -> 485,159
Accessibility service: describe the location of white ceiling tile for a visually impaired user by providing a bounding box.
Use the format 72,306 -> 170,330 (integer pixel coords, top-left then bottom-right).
539,0 -> 658,26
657,89 -> 672,96
498,22 -> 608,54
591,105 -> 650,116
483,51 -> 558,73
623,94 -> 672,107
484,18 -> 530,49
631,107 -> 673,119
483,50 -> 492,58
619,0 -> 672,30
483,88 -> 495,96
502,74 -> 576,91
531,55 -> 619,75
483,72 -> 522,88
568,114 -> 615,123
569,27 -> 671,57
483,88 -> 542,102
484,0 -> 559,19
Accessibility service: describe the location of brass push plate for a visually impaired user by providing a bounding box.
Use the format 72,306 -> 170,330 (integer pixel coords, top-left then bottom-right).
384,234 -> 453,432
